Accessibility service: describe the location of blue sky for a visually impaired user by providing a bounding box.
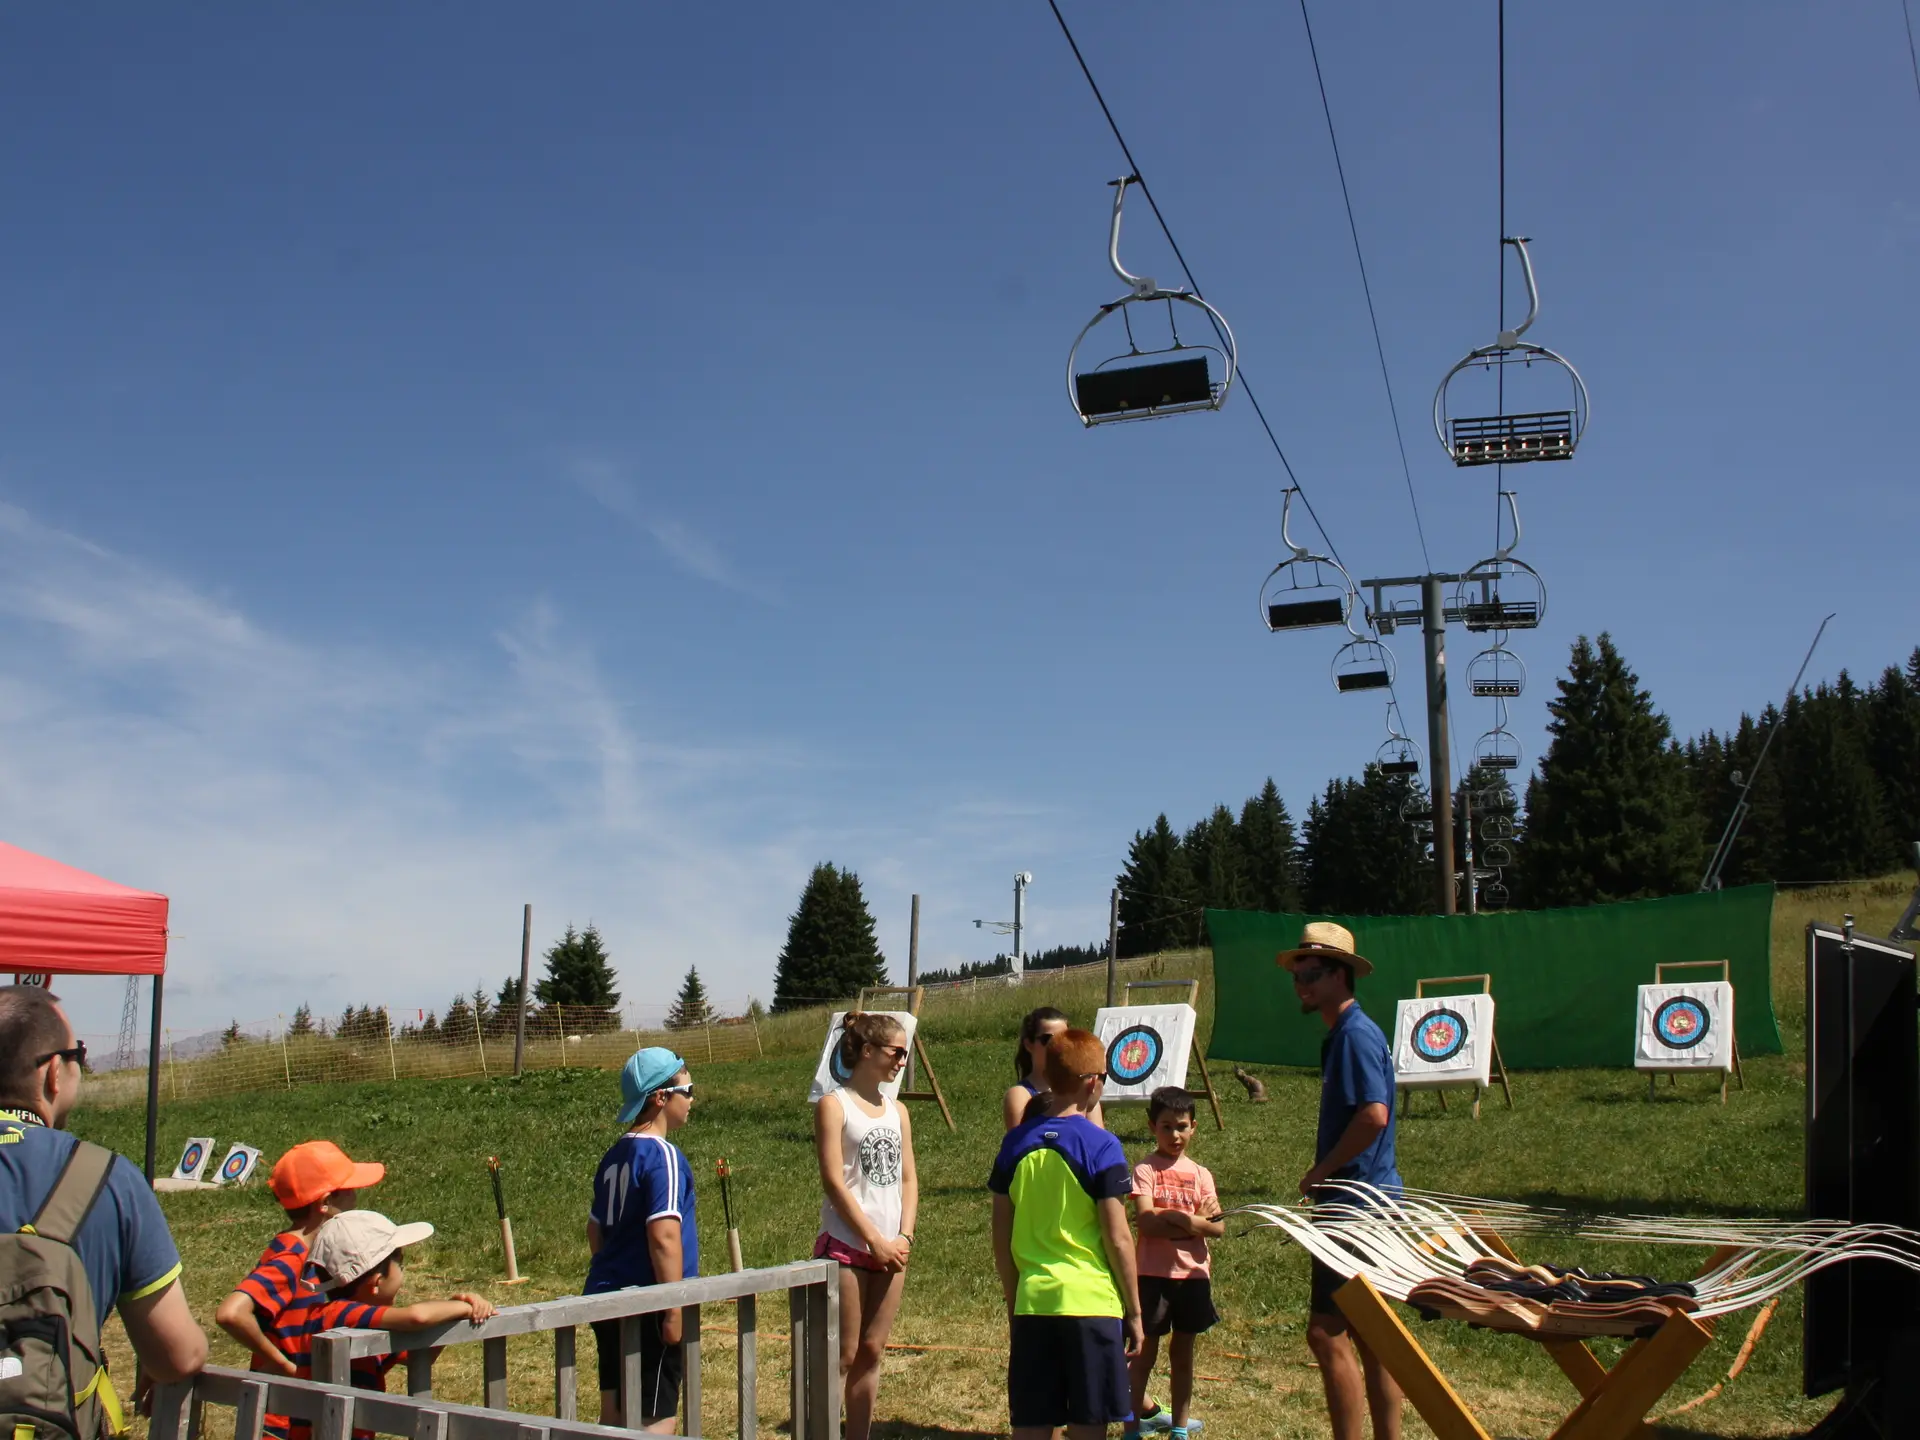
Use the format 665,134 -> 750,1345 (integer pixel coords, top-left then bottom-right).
4,3 -> 1914,1040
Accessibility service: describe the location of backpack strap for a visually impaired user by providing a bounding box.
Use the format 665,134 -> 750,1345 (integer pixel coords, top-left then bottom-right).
25,1140 -> 115,1246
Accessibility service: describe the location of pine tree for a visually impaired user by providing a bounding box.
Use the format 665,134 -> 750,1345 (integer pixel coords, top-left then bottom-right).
1236,778 -> 1301,912
536,924 -> 622,1010
667,967 -> 715,1029
1779,679 -> 1887,880
771,863 -> 888,1012
222,1020 -> 244,1049
497,975 -> 526,1016
1522,633 -> 1701,906
1865,656 -> 1920,861
442,993 -> 476,1044
338,1005 -> 357,1039
1185,804 -> 1246,912
1301,768 -> 1430,915
1117,815 -> 1202,957
418,1010 -> 440,1041
288,1004 -> 315,1038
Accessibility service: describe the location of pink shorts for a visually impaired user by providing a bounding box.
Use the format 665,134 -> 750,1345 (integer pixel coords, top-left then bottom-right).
813,1231 -> 886,1272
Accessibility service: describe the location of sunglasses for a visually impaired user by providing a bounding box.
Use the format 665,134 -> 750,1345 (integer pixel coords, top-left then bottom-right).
875,1045 -> 909,1061
35,1041 -> 86,1070
657,1082 -> 695,1098
1078,1071 -> 1109,1083
1291,964 -> 1337,985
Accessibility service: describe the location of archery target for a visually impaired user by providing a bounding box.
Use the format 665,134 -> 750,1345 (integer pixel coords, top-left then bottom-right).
171,1136 -> 215,1183
808,1011 -> 919,1103
1393,994 -> 1494,1089
216,1143 -> 262,1187
1636,981 -> 1735,1072
1092,1004 -> 1198,1103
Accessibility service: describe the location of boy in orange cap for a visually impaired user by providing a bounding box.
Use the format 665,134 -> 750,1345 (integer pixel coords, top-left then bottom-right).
214,1141 -> 386,1435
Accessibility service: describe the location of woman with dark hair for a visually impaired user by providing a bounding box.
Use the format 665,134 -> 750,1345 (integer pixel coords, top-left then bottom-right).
1003,1006 -> 1104,1130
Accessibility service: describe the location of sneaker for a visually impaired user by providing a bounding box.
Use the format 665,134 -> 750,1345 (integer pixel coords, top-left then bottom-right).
1138,1410 -> 1202,1434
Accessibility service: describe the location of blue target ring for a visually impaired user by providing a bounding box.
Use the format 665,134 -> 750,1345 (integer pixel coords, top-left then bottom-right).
1106,1025 -> 1164,1086
220,1151 -> 250,1182
1412,1009 -> 1468,1064
180,1142 -> 205,1174
1654,997 -> 1710,1050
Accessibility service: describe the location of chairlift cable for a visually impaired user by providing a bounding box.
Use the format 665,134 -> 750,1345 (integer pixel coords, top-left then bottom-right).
1904,0 -> 1920,112
1044,0 -> 1346,573
1296,0 -> 1432,574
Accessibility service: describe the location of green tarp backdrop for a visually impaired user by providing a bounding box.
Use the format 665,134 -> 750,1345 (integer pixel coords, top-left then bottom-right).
1207,885 -> 1780,1070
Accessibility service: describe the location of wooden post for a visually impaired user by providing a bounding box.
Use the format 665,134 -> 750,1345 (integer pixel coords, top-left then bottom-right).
906,894 -> 920,1091
751,1013 -> 763,1059
788,1287 -> 808,1440
385,1007 -> 398,1081
474,1000 -> 488,1077
736,1293 -> 757,1440
1332,1275 -> 1493,1440
705,1020 -> 714,1063
1107,887 -> 1120,1007
280,1019 -> 292,1089
483,1337 -> 509,1409
557,1004 -> 567,1068
682,1303 -> 702,1437
514,903 -> 533,1077
553,1326 -> 577,1421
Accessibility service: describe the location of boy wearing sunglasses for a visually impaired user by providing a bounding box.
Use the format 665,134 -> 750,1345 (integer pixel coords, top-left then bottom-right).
1276,923 -> 1403,1440
585,1048 -> 698,1432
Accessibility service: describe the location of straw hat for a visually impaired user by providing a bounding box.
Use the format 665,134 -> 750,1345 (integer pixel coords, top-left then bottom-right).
1275,921 -> 1373,979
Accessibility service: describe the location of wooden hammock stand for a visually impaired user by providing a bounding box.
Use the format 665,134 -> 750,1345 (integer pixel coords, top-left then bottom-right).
1396,973 -> 1515,1121
1646,960 -> 1745,1105
1120,977 -> 1225,1131
855,985 -> 955,1130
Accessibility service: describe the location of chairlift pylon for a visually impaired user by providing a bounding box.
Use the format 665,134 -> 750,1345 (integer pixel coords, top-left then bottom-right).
1068,177 -> 1237,426
1433,237 -> 1589,465
1467,644 -> 1526,700
1260,488 -> 1357,633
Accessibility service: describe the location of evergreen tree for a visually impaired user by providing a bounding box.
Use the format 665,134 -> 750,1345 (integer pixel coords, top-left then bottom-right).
1521,634 -> 1701,906
497,975 -> 525,1016
338,1005 -> 357,1039
1865,656 -> 1920,860
536,924 -> 622,1009
288,1004 -> 315,1038
222,1020 -> 244,1049
1116,815 -> 1201,957
771,863 -> 888,1012
418,1010 -> 440,1041
1301,768 -> 1430,915
1185,804 -> 1246,912
442,993 -> 476,1044
1712,707 -> 1787,887
1778,680 -> 1887,880
1236,778 -> 1301,912
667,967 -> 716,1029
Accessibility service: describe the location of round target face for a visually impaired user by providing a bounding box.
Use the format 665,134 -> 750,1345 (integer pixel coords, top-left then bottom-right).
220,1150 -> 251,1182
1654,997 -> 1710,1049
1412,1009 -> 1468,1063
1106,1025 -> 1165,1087
179,1142 -> 205,1174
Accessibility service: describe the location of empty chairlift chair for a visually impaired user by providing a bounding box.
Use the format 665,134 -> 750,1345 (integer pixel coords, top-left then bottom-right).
1376,735 -> 1423,778
1068,176 -> 1236,426
1433,237 -> 1588,466
1260,488 -> 1358,633
1333,636 -> 1396,694
1467,645 -> 1526,699
1474,728 -> 1523,773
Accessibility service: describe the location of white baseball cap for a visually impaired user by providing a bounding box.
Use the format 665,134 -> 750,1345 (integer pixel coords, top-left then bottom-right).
308,1210 -> 435,1288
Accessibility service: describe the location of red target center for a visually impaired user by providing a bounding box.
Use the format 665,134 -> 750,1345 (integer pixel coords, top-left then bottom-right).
1119,1037 -> 1150,1071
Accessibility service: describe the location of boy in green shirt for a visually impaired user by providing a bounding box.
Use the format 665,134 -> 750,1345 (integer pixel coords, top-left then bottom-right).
989,1027 -> 1143,1440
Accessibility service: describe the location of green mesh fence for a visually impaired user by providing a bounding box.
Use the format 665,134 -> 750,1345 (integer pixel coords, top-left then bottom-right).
1206,885 -> 1780,1070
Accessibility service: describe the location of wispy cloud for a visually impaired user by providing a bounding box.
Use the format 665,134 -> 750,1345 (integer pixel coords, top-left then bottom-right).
573,459 -> 779,603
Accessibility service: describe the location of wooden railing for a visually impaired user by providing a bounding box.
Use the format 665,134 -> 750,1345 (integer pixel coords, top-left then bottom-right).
151,1260 -> 841,1440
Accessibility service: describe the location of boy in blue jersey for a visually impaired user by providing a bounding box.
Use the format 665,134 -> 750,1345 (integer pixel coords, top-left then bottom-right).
1278,923 -> 1404,1440
586,1048 -> 698,1433
989,1027 -> 1143,1440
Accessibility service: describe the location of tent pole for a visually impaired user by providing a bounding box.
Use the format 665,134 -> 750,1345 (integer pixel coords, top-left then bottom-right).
144,975 -> 164,1182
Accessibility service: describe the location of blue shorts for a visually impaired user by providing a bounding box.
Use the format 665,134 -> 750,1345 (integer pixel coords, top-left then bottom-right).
1008,1315 -> 1132,1428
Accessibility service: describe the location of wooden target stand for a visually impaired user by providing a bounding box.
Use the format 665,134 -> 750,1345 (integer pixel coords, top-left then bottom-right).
855,985 -> 955,1131
1331,1226 -> 1740,1440
1646,960 -> 1745,1106
1120,978 -> 1225,1131
1396,974 -> 1513,1121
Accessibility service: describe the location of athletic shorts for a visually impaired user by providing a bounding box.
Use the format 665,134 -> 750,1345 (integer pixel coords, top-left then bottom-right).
592,1313 -> 682,1423
814,1231 -> 886,1273
1007,1314 -> 1133,1428
1139,1274 -> 1218,1337
1310,1257 -> 1349,1318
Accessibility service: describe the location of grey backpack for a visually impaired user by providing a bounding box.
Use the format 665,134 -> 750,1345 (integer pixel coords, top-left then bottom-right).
0,1141 -> 123,1440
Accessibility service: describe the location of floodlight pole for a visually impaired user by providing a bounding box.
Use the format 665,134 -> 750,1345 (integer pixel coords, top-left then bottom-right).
1013,872 -> 1031,976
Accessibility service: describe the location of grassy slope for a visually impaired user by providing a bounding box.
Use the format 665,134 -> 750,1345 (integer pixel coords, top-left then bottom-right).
75,881 -> 1918,1440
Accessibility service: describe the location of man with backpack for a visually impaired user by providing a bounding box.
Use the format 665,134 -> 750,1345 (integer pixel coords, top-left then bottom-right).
0,985 -> 207,1439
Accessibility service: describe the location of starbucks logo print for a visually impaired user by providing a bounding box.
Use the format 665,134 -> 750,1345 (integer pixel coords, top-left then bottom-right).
860,1127 -> 902,1187
1654,997 -> 1710,1050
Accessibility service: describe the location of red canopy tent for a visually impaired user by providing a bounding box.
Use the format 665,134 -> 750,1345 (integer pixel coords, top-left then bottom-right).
0,841 -> 170,1178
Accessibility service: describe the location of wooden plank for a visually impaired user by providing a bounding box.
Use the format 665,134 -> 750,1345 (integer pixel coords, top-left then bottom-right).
234,1379 -> 268,1440
1332,1276 -> 1494,1440
484,1336 -> 510,1410
312,1334 -> 351,1387
554,1325 -> 578,1422
415,1410 -> 449,1440
683,1305 -> 702,1438
804,1281 -> 838,1440
788,1287 -> 809,1440
620,1316 -> 644,1429
318,1390 -> 354,1440
409,1348 -> 436,1397
150,1382 -> 192,1440
1549,1312 -> 1713,1440
736,1294 -> 758,1440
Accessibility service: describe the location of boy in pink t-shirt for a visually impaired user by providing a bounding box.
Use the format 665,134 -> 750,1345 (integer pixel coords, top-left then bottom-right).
1124,1087 -> 1224,1440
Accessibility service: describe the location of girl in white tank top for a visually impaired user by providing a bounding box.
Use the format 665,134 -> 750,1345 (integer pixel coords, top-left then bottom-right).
813,1012 -> 919,1440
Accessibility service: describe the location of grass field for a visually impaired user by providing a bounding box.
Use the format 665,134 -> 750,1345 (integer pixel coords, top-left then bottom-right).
73,877 -> 1918,1440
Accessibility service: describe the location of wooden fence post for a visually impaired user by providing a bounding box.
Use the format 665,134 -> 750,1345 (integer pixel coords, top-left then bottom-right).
385,1007 -> 399,1081
280,1019 -> 292,1089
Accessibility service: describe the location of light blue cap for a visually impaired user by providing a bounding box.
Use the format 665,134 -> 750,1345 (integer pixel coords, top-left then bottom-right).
618,1047 -> 687,1126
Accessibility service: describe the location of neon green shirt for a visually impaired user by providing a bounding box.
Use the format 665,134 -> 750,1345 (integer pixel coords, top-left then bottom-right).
988,1113 -> 1131,1316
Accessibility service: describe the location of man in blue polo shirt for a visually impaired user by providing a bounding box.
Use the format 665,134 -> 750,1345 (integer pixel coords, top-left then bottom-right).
1277,924 -> 1403,1440
0,985 -> 208,1398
